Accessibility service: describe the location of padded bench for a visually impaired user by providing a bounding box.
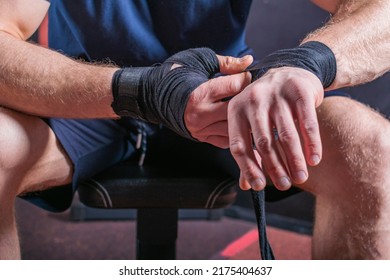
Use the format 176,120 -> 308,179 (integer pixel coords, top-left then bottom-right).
76,160 -> 238,260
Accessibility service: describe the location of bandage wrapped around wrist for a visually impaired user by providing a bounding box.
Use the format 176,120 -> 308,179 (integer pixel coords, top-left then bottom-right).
111,48 -> 219,139
248,41 -> 337,88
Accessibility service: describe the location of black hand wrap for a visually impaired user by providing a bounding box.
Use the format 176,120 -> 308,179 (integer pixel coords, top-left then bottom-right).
247,41 -> 337,88
111,48 -> 220,139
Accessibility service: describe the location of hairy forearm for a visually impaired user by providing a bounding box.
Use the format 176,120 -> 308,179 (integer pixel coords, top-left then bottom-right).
303,0 -> 390,89
0,31 -> 118,118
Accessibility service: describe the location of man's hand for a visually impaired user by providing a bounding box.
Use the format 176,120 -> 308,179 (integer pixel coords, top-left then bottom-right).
228,66 -> 324,191
113,48 -> 253,140
184,55 -> 253,148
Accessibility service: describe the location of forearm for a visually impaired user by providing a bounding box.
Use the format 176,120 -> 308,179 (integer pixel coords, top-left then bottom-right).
0,31 -> 118,118
303,0 -> 390,89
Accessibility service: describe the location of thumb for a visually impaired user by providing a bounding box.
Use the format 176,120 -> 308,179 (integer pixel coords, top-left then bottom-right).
206,72 -> 252,102
217,54 -> 253,75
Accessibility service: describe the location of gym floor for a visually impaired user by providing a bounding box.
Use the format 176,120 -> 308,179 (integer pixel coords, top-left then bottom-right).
16,196 -> 312,260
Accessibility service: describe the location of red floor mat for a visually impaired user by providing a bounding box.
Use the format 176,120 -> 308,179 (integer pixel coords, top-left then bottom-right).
213,226 -> 312,260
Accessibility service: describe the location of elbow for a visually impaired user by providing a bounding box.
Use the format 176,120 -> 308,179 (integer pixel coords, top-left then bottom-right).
0,24 -> 26,41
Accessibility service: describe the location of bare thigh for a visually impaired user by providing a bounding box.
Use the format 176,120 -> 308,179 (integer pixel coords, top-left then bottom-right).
0,107 -> 73,197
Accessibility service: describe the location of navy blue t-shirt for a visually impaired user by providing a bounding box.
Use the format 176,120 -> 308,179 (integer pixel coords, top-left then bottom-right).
48,0 -> 253,66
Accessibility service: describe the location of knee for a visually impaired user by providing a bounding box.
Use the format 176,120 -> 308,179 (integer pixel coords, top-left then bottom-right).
310,97 -> 390,195
321,97 -> 390,163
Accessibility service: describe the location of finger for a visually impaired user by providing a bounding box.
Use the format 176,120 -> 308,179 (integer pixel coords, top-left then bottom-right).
293,91 -> 322,166
228,111 -> 266,190
205,72 -> 251,102
250,110 -> 292,190
194,120 -> 228,139
191,120 -> 228,148
185,95 -> 229,135
272,104 -> 308,185
239,173 -> 252,191
239,149 -> 264,190
202,135 -> 229,149
196,98 -> 229,127
217,54 -> 253,75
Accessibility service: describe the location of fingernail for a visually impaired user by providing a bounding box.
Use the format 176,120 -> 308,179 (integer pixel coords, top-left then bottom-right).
250,178 -> 265,189
311,154 -> 320,165
239,55 -> 250,62
278,176 -> 291,189
294,171 -> 307,184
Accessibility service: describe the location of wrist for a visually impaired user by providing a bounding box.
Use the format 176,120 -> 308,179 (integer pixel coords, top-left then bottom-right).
248,41 -> 337,88
110,48 -> 219,140
111,67 -> 154,119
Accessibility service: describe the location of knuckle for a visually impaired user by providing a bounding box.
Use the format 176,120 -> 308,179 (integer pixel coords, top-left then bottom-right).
227,98 -> 241,113
228,78 -> 242,93
225,56 -> 235,66
289,155 -> 305,169
306,141 -> 318,154
184,111 -> 200,127
283,81 -> 311,104
303,120 -> 319,136
240,164 -> 259,181
247,89 -> 259,103
220,56 -> 235,70
265,163 -> 284,177
255,136 -> 272,154
295,95 -> 308,108
189,85 -> 207,102
230,139 -> 246,157
280,76 -> 298,92
277,128 -> 297,143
